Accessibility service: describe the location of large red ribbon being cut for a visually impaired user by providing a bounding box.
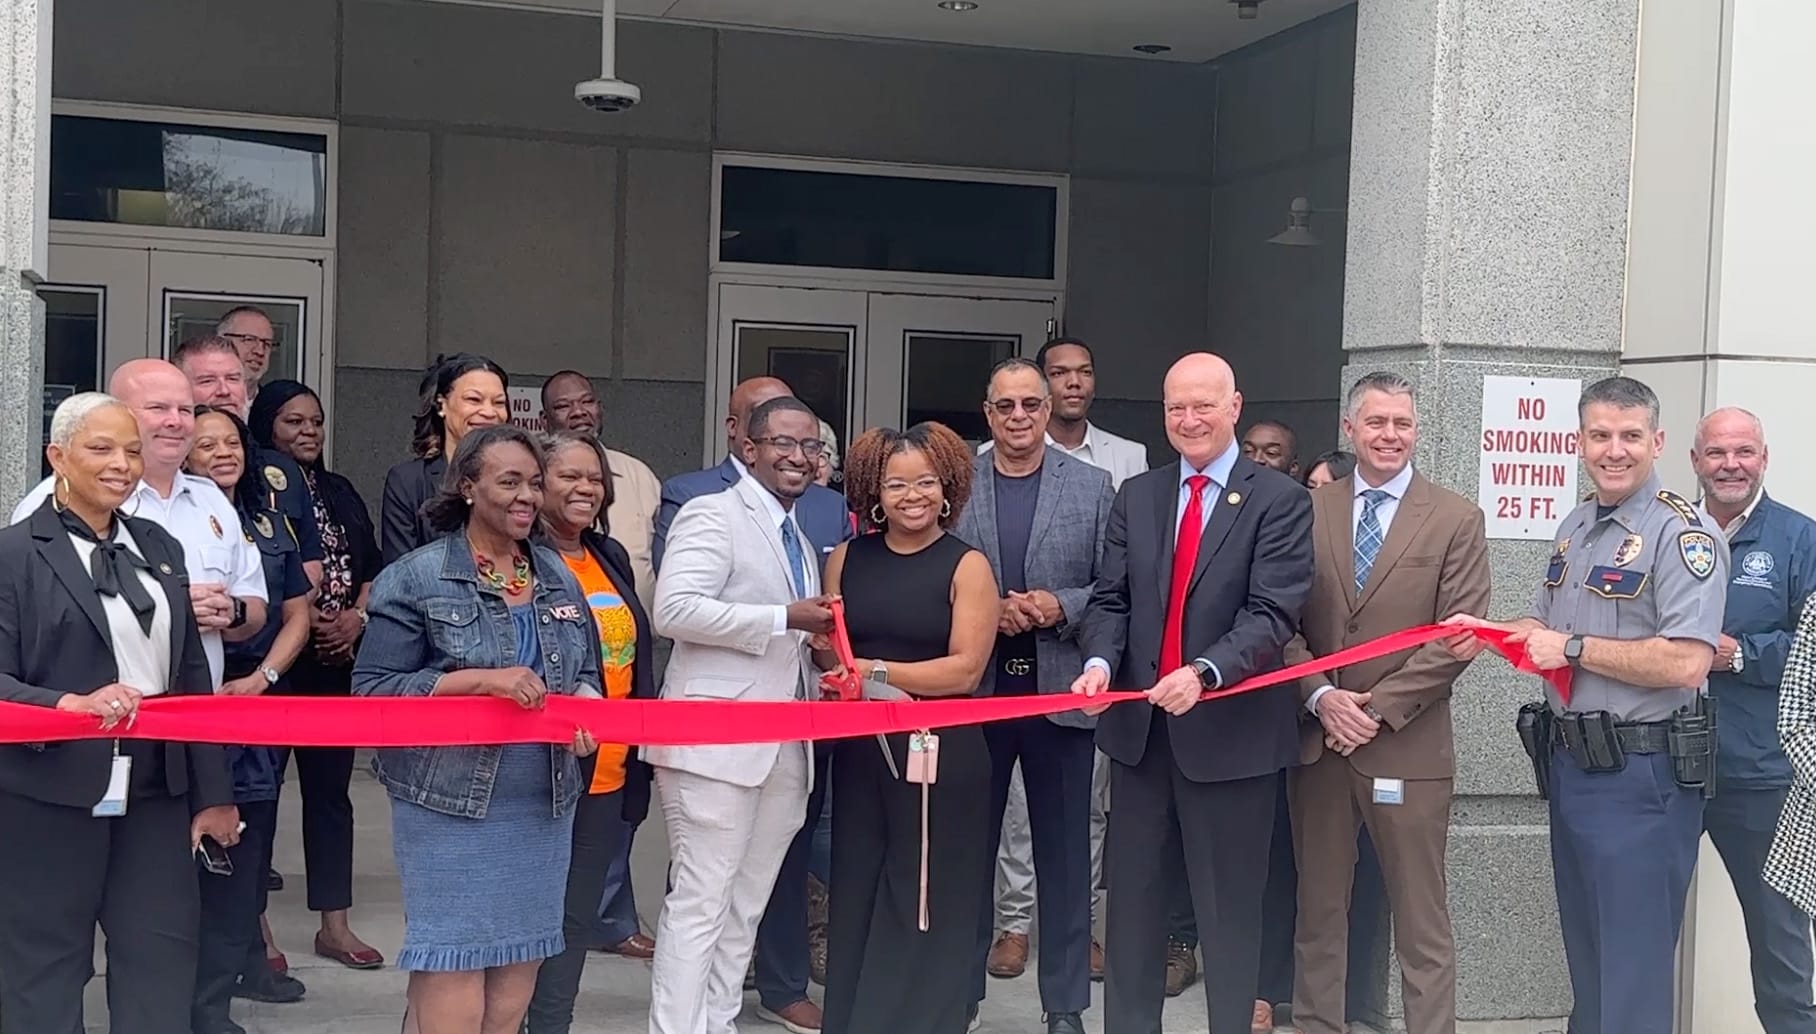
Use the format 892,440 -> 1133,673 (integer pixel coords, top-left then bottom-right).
0,625 -> 1565,748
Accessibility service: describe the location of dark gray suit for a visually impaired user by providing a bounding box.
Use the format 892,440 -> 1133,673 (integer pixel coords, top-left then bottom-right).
956,448 -> 1113,1015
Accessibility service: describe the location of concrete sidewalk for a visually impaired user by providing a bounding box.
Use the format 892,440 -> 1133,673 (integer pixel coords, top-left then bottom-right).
75,761 -> 1559,1033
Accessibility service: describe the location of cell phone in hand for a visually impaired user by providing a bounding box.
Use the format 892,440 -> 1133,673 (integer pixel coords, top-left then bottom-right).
196,835 -> 234,876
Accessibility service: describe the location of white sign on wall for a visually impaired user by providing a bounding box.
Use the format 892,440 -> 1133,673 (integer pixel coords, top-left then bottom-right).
508,387 -> 545,434
1478,376 -> 1583,540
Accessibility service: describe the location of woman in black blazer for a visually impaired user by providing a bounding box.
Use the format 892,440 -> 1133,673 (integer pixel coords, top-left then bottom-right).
525,430 -> 658,1034
0,392 -> 240,1034
378,353 -> 509,566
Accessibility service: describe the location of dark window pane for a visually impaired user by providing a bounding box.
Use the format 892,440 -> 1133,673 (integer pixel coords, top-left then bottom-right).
720,166 -> 1057,279
904,333 -> 1016,442
734,324 -> 853,455
51,115 -> 328,236
40,288 -> 104,478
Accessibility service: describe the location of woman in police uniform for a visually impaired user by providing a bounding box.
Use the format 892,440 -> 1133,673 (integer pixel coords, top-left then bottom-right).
185,405 -> 315,1032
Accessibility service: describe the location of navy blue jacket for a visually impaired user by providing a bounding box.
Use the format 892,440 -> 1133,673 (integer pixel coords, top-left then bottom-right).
651,457 -> 853,575
252,447 -> 323,564
1709,493 -> 1816,789
224,506 -> 312,803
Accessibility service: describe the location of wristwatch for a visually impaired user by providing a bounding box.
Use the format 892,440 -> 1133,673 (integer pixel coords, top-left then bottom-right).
355,607 -> 369,628
1563,634 -> 1585,665
1190,658 -> 1217,690
1730,650 -> 1745,674
260,666 -> 281,687
868,661 -> 890,685
229,598 -> 247,629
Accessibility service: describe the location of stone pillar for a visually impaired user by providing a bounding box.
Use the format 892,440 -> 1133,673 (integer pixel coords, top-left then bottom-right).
1337,0 -> 1643,1027
0,0 -> 51,509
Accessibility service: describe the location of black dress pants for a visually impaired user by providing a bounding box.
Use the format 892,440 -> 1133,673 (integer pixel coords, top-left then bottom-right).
194,798 -> 280,1028
971,715 -> 1095,1014
276,667 -> 357,913
527,787 -> 630,1034
0,788 -> 199,1034
1103,718 -> 1278,1034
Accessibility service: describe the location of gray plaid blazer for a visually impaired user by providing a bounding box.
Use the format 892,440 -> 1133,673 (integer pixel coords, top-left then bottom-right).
1767,595 -> 1816,918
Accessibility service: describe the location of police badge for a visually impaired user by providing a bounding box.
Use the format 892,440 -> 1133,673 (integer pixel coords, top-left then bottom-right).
254,514 -> 274,538
1679,531 -> 1717,580
1612,534 -> 1643,567
263,465 -> 288,492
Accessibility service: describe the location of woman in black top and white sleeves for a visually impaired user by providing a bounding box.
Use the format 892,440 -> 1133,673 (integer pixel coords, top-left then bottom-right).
0,392 -> 240,1034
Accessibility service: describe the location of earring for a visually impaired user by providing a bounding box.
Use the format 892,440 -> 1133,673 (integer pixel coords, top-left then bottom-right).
870,504 -> 887,526
464,497 -> 473,505
51,474 -> 70,513
939,499 -> 953,518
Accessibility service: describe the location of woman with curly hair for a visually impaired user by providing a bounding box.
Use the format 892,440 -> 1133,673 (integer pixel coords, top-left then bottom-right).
815,422 -> 1000,1034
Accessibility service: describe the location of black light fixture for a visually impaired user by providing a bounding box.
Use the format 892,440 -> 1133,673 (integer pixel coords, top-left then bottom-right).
1132,43 -> 1172,55
1232,0 -> 1261,19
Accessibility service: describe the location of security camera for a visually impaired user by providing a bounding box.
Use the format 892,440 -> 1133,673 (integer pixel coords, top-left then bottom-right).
575,77 -> 641,113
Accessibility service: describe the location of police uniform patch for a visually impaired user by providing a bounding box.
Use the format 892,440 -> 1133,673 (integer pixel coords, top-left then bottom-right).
1612,534 -> 1643,567
263,465 -> 288,492
208,514 -> 223,539
1657,489 -> 1702,527
254,514 -> 274,539
1679,530 -> 1717,579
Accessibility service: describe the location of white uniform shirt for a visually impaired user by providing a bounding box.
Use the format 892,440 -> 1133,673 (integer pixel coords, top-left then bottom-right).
14,474 -> 268,688
69,522 -> 173,697
979,421 -> 1149,490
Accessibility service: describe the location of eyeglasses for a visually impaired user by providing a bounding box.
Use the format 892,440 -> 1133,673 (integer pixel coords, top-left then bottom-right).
881,476 -> 943,496
222,332 -> 275,351
750,436 -> 827,458
987,396 -> 1049,415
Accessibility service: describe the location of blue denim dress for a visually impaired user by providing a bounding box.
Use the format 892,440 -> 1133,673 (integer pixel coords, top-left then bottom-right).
354,537 -> 599,973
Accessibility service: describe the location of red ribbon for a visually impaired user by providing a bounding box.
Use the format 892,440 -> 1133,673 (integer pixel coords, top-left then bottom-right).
0,625 -> 1565,748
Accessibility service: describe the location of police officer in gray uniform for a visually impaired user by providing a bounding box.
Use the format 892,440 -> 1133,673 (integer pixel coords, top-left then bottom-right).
1443,376 -> 1728,1034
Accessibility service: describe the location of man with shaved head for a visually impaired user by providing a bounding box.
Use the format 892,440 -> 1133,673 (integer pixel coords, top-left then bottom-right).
1691,407 -> 1816,1034
650,375 -> 853,1032
12,359 -> 269,690
1073,352 -> 1314,1034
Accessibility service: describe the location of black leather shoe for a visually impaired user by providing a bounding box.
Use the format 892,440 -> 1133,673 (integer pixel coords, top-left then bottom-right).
233,970 -> 306,1004
1045,1012 -> 1085,1034
265,868 -> 284,892
193,1019 -> 246,1034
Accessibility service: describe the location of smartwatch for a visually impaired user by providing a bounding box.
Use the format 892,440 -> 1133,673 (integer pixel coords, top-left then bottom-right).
229,598 -> 248,629
1190,658 -> 1218,689
868,661 -> 890,685
1563,635 -> 1585,665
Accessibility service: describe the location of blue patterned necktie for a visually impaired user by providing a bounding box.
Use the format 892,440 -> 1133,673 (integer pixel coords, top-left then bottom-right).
780,517 -> 808,599
1354,489 -> 1393,594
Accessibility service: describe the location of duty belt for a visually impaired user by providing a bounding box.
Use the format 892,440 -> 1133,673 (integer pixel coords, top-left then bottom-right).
1550,718 -> 1671,755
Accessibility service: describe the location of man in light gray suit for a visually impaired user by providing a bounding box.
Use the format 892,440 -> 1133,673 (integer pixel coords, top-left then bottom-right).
644,397 -> 837,1034
957,358 -> 1115,1034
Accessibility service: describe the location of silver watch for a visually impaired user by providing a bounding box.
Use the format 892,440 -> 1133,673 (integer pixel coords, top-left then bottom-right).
1730,650 -> 1744,674
868,661 -> 890,685
260,665 -> 281,686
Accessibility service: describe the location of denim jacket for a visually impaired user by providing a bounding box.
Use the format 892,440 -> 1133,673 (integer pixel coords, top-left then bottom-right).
352,534 -> 602,818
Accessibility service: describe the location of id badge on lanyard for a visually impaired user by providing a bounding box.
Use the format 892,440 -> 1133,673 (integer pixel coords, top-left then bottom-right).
906,730 -> 940,932
93,740 -> 130,818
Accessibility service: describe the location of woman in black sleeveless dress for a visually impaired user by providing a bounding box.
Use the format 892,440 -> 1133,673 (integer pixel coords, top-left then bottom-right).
818,423 -> 1002,1034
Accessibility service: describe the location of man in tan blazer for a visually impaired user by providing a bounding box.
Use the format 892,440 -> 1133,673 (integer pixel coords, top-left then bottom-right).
1284,372 -> 1491,1034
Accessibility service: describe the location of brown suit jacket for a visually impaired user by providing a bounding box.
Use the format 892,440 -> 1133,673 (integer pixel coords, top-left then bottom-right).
1285,471 -> 1491,779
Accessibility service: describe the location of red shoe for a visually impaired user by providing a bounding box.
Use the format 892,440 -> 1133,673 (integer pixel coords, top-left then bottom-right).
266,952 -> 288,975
313,933 -> 385,970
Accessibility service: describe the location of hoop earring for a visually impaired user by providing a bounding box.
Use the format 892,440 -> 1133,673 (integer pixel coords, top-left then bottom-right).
51,474 -> 70,513
870,504 -> 887,526
939,499 -> 953,518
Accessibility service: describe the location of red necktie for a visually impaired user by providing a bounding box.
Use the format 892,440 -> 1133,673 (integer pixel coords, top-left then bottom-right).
1160,475 -> 1211,674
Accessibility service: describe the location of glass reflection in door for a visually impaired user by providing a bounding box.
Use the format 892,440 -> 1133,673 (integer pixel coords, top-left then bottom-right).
902,332 -> 1017,446
40,287 -> 106,477
163,292 -> 306,386
733,322 -> 854,466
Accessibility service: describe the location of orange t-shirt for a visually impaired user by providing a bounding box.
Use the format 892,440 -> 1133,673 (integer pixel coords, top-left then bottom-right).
563,549 -> 636,794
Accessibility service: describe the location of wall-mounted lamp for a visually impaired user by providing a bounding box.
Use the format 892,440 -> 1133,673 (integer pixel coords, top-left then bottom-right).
1266,196 -> 1346,247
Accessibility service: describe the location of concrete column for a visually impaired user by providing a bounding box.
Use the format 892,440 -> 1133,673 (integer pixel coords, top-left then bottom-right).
1622,2 -> 1816,1031
0,0 -> 51,509
1338,0 -> 1644,1026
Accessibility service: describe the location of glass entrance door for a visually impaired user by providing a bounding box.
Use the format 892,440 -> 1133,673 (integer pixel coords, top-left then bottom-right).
711,283 -> 1057,464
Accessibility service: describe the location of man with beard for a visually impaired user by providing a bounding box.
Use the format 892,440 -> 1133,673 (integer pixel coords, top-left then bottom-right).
1691,407 -> 1816,1034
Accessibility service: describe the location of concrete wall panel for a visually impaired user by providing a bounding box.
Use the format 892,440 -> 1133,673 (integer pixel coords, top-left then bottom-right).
620,149 -> 711,382
336,127 -> 432,371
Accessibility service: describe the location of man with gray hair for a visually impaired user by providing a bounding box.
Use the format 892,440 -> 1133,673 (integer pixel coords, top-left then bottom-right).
1283,371 -> 1490,1034
1444,375 -> 1727,1034
1691,407 -> 1816,1034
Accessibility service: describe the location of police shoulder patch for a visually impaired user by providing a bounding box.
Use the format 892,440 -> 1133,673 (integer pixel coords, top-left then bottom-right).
263,464 -> 288,492
1656,489 -> 1702,528
1679,530 -> 1717,580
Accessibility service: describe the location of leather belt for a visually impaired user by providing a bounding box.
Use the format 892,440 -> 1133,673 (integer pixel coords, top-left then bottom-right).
1550,719 -> 1671,754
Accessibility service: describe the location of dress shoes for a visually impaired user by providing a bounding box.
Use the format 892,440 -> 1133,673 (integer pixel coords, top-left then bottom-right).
1163,937 -> 1198,997
756,997 -> 823,1033
986,931 -> 1030,978
1044,1011 -> 1086,1034
233,969 -> 306,1004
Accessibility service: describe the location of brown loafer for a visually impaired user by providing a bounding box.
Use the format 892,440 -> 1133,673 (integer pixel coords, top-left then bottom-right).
608,933 -> 656,959
986,931 -> 1029,979
1163,937 -> 1198,998
1252,998 -> 1274,1033
757,997 -> 822,1033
